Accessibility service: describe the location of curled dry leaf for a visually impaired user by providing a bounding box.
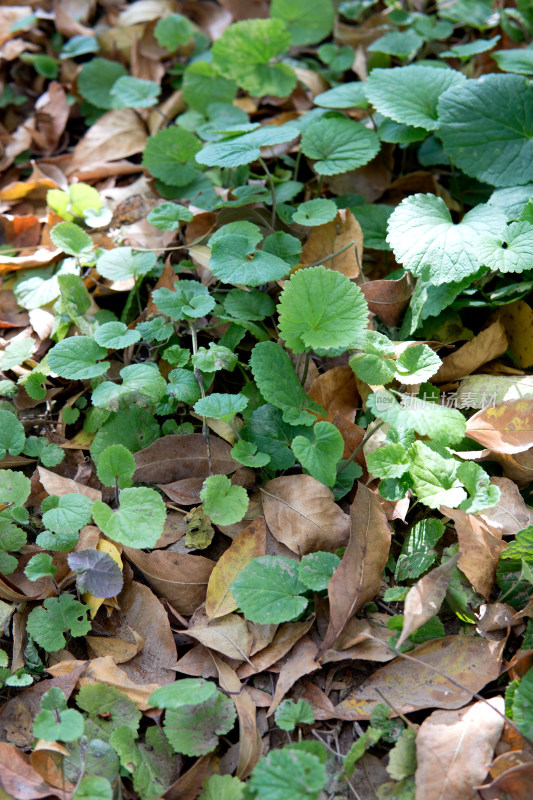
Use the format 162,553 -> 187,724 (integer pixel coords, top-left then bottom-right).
335,636 -> 503,720
266,636 -> 321,716
397,553 -> 460,647
70,109 -> 147,168
321,613 -> 395,665
301,209 -> 363,279
415,698 -> 505,800
233,687 -> 264,779
237,618 -> 315,679
261,475 -> 350,555
308,365 -> 359,423
205,516 -> 267,619
0,742 -> 70,800
37,466 -> 101,501
360,274 -> 413,328
184,613 -> 253,662
133,433 -> 239,483
442,507 -> 506,599
465,399 -> 533,454
320,482 -> 390,654
122,547 -> 215,616
434,321 -> 508,384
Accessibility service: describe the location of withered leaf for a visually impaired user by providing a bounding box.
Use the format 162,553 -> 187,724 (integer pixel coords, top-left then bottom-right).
466,399 -> 533,454
133,433 -> 239,483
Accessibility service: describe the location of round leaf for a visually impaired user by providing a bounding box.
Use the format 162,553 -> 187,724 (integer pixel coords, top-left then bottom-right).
301,117 -> 380,176
230,555 -> 309,624
194,393 -> 248,422
271,0 -> 334,45
91,487 -> 166,549
48,337 -> 109,380
292,421 -> 344,488
200,475 -> 248,526
292,199 -> 337,226
94,321 -> 140,349
67,549 -> 124,597
96,444 -> 135,488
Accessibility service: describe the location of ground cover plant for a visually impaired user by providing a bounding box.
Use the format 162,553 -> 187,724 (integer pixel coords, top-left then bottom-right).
1,0 -> 533,797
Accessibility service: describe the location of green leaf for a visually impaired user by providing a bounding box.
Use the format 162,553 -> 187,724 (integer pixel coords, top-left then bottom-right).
58,273 -> 92,321
194,393 -> 247,422
24,553 -> 57,582
301,116 -> 380,175
74,777 -> 112,800
60,35 -> 99,60
275,699 -> 315,731
407,441 -> 466,509
437,74 -> 533,187
200,475 -> 248,526
0,520 -> 26,574
271,0 -> 333,45
77,684 -> 141,742
314,83 -> 368,109
386,728 -> 417,781
77,58 -> 127,109
230,556 -> 309,623
0,337 -> 36,370
298,551 -> 340,591
440,37 -> 501,61
96,444 -> 135,489
42,493 -> 93,535
92,487 -> 166,549
512,666 -> 533,740
34,689 -> 84,743
192,344 -> 237,373
224,288 -> 276,322
500,526 -> 533,563
109,726 -> 175,800
22,436 -> 65,467
35,530 -> 79,553
369,29 -> 424,58
197,123 -> 299,168
457,462 -> 500,514
154,13 -> 194,50
0,411 -> 25,460
395,518 -> 445,581
230,439 -> 270,468
96,248 -> 157,281
349,330 -> 396,385
292,421 -> 344,487
50,223 -> 93,256
437,0 -> 496,28
0,470 -> 30,510
367,443 -> 410,480
26,594 -> 91,652
477,220 -> 533,274
163,690 -> 236,756
183,62 -> 237,114
395,344 -> 441,384
147,202 -> 193,231
263,232 -> 302,268
110,76 -> 160,109
491,48 -> 533,75
212,19 -> 296,97
94,322 -> 140,349
199,775 -> 245,800
351,204 -> 392,250
344,729 -> 382,776
277,266 -> 369,353
67,550 -> 124,598
142,127 -> 202,186
167,369 -> 201,404
242,404 -> 302,470
48,337 -> 109,380
292,199 -> 337,226
367,390 -> 466,445
91,363 -> 167,411
250,342 -> 324,426
248,747 -> 326,800
150,678 -> 217,710
210,235 -> 291,286
387,193 -> 507,284
366,65 -> 465,131
23,372 -> 47,401
90,408 -> 160,465
153,280 -> 215,320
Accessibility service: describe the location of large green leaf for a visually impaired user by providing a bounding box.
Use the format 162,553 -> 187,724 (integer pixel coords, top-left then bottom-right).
91,364 -> 167,411
77,684 -> 141,742
182,61 -> 237,114
230,556 -> 309,623
152,281 -> 215,320
0,411 -> 25,460
367,390 -> 466,445
271,0 -> 334,45
301,116 -> 380,175
437,74 -> 533,186
142,127 -> 202,187
210,236 -> 291,286
42,494 -> 93,535
477,220 -> 533,274
26,594 -> 91,652
212,19 -> 296,97
277,266 -> 369,353
387,193 -> 507,284
395,519 -> 445,581
194,393 -> 248,422
366,65 -> 465,131
92,488 -> 166,549
48,337 -> 109,380
96,248 -> 157,281
407,441 -> 466,509
248,747 -> 326,800
110,726 -> 176,800
512,667 -> 533,739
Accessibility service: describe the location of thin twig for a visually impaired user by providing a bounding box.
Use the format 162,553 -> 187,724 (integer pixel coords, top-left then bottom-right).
338,421 -> 385,474
307,240 -> 355,269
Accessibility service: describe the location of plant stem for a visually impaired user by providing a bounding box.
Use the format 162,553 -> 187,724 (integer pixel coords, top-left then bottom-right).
317,175 -> 323,197
307,240 -> 355,269
259,156 -> 277,228
301,350 -> 311,387
189,320 -> 212,475
337,420 -> 385,474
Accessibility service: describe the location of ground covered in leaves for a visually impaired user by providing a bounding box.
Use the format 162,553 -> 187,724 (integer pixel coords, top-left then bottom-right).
1,0 -> 533,798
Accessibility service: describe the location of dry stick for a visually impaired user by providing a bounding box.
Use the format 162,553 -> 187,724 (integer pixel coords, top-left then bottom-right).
337,420 -> 386,474
189,320 -> 212,476
307,240 -> 355,269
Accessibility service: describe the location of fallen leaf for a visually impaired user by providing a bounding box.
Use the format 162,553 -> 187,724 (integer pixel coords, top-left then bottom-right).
208,651 -> 241,693
479,762 -> 533,800
415,698 -> 505,800
267,636 -> 321,716
30,744 -> 73,793
321,613 -> 395,664
0,743 -> 69,800
442,507 -> 506,599
158,477 -> 204,505
360,274 -> 413,328
465,399 -> 533,454
434,321 -> 508,383
320,483 -> 390,654
308,366 -> 359,423
489,448 -> 533,489
301,209 -> 363,279
233,687 -> 263,779
492,300 -> 533,368
133,433 -> 239,483
205,517 -> 267,619
184,613 -> 253,662
37,467 -> 101,501
0,247 -> 60,275
261,475 -> 350,555
174,645 -> 218,679
123,548 -> 214,615
478,477 -> 531,536
297,681 -> 337,720
237,619 -> 315,679
69,108 -> 147,168
397,554 -> 460,647
164,754 -> 214,800
335,636 -> 503,720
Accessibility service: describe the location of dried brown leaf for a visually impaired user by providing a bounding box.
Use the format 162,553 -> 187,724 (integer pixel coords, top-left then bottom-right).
70,109 -> 147,168
133,433 -> 239,483
465,399 -> 533,454
184,613 -> 253,662
0,742 -> 69,800
442,507 -> 506,599
360,274 -> 413,328
237,619 -> 314,679
301,209 -> 363,279
267,636 -> 321,716
397,554 -> 460,647
434,321 -> 508,383
308,365 -> 359,423
233,687 -> 263,779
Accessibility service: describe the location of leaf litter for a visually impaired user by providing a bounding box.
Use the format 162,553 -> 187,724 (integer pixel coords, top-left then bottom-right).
0,1 -> 533,799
